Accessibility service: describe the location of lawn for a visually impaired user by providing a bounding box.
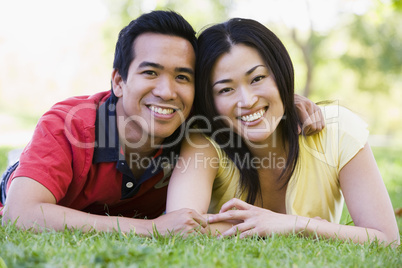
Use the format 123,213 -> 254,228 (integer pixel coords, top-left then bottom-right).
0,146 -> 401,268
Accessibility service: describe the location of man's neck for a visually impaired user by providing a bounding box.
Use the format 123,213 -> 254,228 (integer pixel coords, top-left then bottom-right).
114,98 -> 165,159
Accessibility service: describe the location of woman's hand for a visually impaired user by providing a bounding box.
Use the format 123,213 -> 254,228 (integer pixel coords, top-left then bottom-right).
207,198 -> 298,238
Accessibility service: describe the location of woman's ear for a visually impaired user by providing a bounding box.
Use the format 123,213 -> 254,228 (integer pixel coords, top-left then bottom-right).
111,69 -> 124,97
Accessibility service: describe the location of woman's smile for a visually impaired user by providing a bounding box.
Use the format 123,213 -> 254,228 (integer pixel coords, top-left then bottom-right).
238,106 -> 268,123
211,44 -> 284,143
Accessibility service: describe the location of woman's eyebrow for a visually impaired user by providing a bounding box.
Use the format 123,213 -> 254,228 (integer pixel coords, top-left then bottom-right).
212,78 -> 232,88
246,64 -> 265,75
212,65 -> 266,87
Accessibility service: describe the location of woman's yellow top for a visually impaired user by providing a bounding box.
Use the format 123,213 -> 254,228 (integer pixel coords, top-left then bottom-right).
206,105 -> 369,223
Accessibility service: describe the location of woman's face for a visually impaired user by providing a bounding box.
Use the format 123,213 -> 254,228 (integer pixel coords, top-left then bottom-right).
211,44 -> 284,146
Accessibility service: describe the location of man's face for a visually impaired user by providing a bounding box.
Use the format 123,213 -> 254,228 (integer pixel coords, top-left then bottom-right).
112,33 -> 195,147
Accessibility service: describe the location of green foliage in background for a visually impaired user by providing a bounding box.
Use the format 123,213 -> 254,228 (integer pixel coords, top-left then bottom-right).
100,0 -> 402,103
101,0 -> 230,57
0,147 -> 13,174
1,0 -> 401,145
100,0 -> 402,144
340,6 -> 402,94
393,0 -> 402,11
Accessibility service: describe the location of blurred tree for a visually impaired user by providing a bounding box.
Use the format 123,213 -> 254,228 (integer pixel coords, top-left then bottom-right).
101,0 -> 231,58
152,0 -> 231,30
290,19 -> 326,97
97,0 -> 402,140
101,0 -> 143,62
393,0 -> 402,11
339,4 -> 402,94
101,0 -> 401,98
289,1 -> 401,97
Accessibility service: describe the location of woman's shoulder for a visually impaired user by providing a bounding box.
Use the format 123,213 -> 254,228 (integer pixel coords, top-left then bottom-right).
180,131 -> 221,158
320,105 -> 368,129
319,104 -> 369,143
182,131 -> 214,147
299,104 -> 369,170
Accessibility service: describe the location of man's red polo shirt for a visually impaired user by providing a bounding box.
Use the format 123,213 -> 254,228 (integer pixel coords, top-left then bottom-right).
1,91 -> 172,219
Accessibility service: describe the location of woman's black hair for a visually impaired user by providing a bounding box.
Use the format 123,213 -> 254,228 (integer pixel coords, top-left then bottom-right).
194,18 -> 300,204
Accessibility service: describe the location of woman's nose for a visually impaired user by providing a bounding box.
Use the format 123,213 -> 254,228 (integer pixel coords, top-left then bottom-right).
237,87 -> 258,108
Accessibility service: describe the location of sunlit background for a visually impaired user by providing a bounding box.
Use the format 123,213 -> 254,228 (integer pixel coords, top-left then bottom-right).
0,0 -> 401,148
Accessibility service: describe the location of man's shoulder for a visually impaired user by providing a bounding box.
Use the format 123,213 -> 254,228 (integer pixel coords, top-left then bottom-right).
50,91 -> 111,114
41,91 -> 112,125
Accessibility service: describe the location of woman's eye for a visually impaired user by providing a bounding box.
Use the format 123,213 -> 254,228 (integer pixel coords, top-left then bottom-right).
218,88 -> 232,94
252,75 -> 265,83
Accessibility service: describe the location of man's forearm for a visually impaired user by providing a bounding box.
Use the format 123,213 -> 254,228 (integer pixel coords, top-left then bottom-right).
2,202 -> 153,235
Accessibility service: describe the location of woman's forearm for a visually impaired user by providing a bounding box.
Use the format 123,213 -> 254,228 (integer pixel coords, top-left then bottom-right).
295,216 -> 400,247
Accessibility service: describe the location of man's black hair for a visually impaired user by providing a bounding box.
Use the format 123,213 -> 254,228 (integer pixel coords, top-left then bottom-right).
113,10 -> 197,82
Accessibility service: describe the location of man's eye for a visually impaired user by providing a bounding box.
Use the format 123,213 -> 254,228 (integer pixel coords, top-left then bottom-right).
142,70 -> 157,76
177,75 -> 190,82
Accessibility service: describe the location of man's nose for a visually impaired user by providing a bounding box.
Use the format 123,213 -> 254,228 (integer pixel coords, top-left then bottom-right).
153,77 -> 177,100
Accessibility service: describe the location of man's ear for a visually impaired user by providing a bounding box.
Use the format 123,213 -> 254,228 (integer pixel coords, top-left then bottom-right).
111,69 -> 124,97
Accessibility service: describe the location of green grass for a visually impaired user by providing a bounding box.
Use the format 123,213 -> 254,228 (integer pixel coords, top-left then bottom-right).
0,146 -> 401,267
0,227 -> 401,268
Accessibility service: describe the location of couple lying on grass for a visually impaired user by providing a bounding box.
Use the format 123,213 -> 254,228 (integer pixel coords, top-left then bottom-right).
0,11 -> 399,247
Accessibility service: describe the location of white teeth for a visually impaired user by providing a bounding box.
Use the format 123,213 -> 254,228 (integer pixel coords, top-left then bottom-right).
150,106 -> 175,115
241,109 -> 265,122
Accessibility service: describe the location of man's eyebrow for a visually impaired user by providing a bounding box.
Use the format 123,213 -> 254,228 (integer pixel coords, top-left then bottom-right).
175,67 -> 194,75
138,62 -> 194,75
138,61 -> 164,69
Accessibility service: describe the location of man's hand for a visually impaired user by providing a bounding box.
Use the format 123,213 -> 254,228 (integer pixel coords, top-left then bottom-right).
152,208 -> 208,237
294,94 -> 325,135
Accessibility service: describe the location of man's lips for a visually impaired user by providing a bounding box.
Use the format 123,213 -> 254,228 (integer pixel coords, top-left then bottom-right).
147,105 -> 178,115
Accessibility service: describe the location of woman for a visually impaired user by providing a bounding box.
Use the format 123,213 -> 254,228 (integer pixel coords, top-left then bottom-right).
166,18 -> 399,246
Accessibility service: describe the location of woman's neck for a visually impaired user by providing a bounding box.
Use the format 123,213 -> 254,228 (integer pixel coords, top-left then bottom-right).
246,123 -> 287,161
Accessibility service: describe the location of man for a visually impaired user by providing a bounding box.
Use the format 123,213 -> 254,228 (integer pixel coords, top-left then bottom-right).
1,10 -> 207,235
0,10 -> 323,236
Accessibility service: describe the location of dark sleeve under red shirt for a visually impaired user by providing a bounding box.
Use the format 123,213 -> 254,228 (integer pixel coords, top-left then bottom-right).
4,90 -> 172,219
